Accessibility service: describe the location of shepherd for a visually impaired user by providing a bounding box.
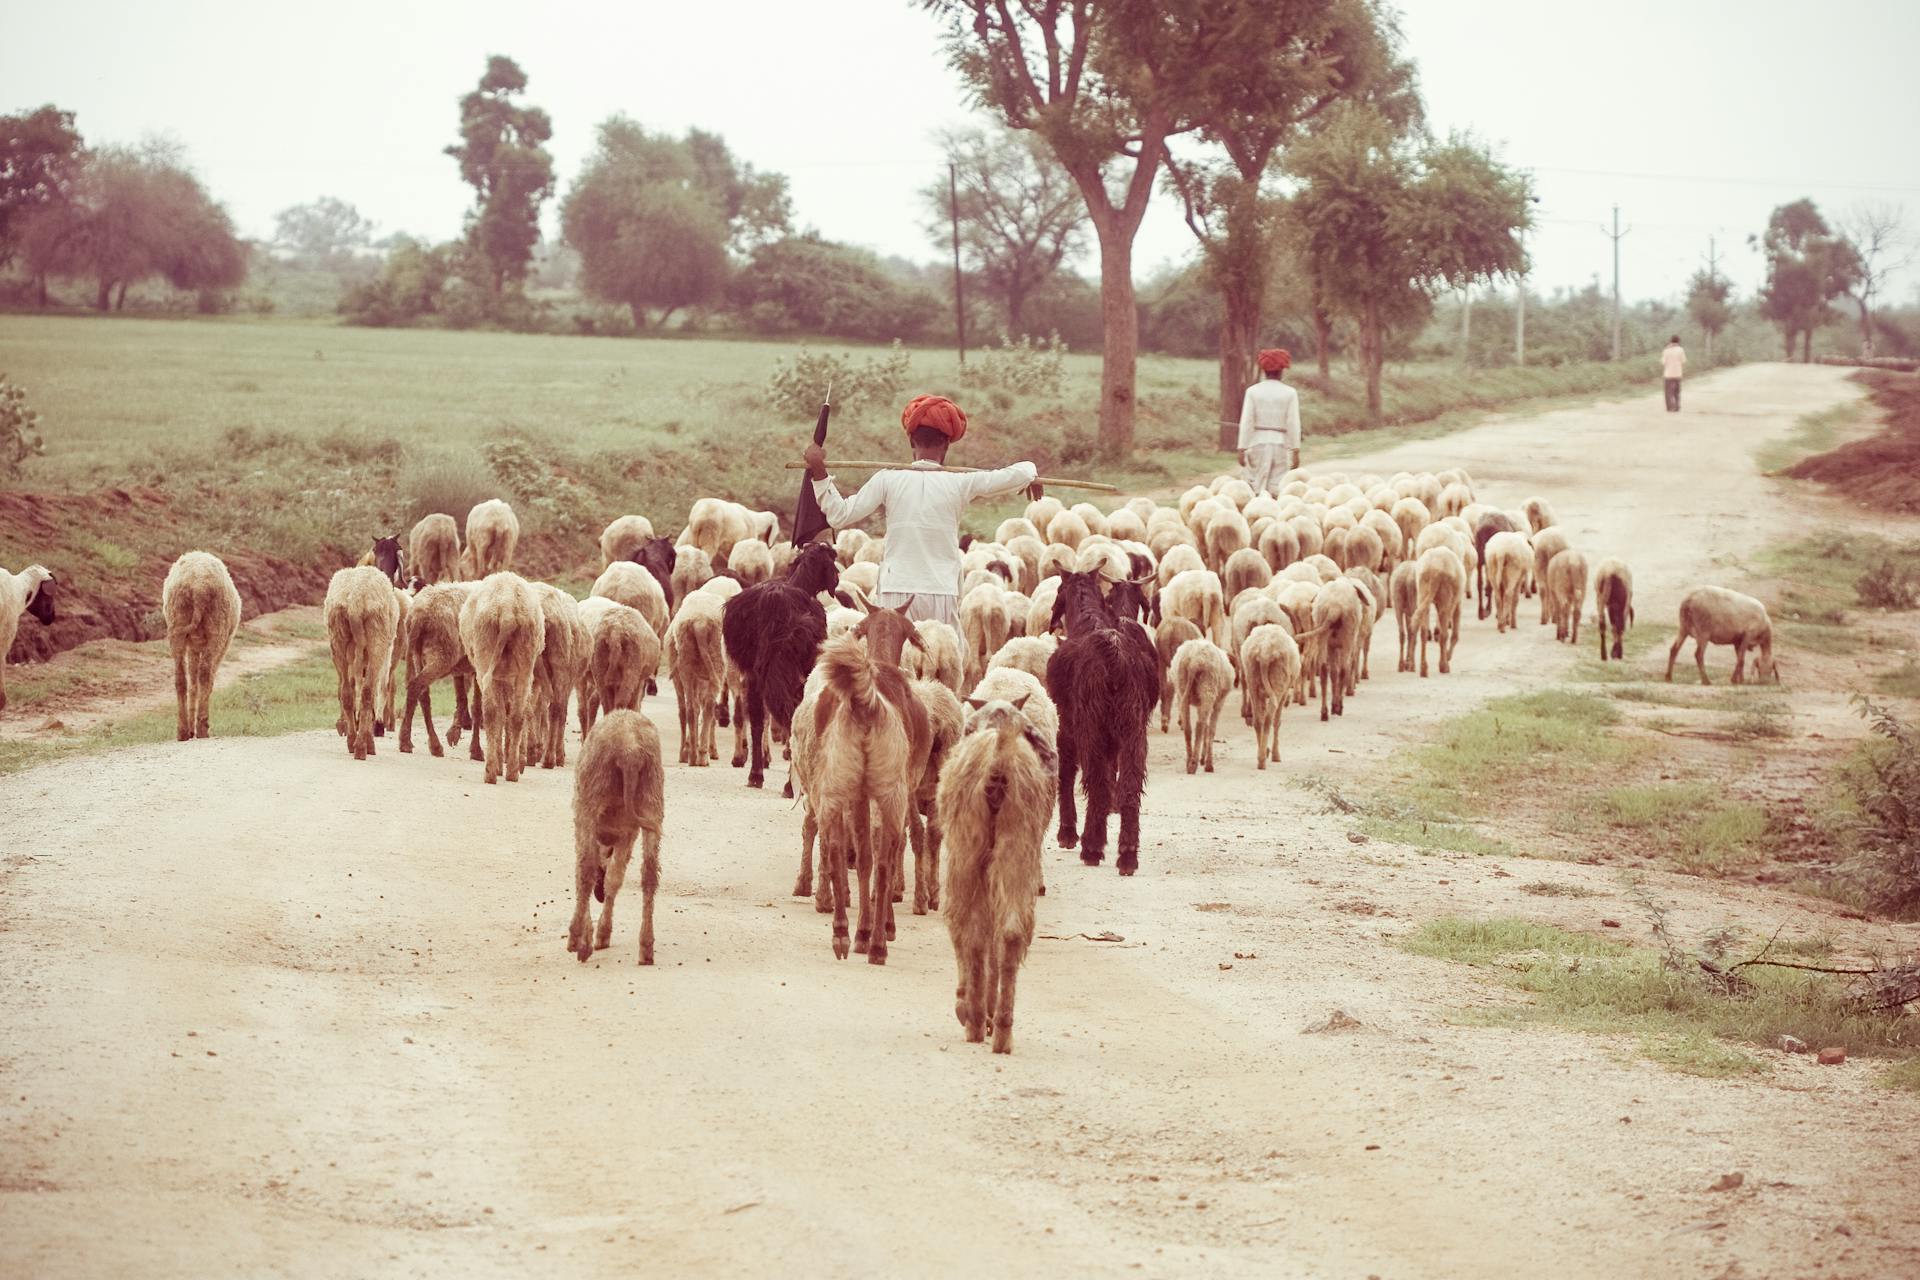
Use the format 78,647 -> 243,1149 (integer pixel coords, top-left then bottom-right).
1237,348 -> 1302,497
802,394 -> 1043,628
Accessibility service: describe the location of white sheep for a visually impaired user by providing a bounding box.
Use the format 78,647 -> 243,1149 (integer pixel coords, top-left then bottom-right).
0,563 -> 56,716
567,709 -> 666,963
1530,527 -> 1570,625
1522,496 -> 1557,535
1170,637 -> 1233,773
670,544 -> 714,610
728,537 -> 775,588
663,590 -> 728,766
1239,624 -> 1302,769
459,571 -> 547,784
599,515 -> 656,569
1592,557 -> 1635,662
1163,568 -> 1228,650
1666,587 -> 1777,685
324,566 -> 402,761
986,634 -> 1057,685
529,583 -> 589,769
1413,546 -> 1465,677
161,551 -> 242,741
408,514 -> 461,584
907,619 -> 966,695
465,499 -> 520,577
1545,548 -> 1590,645
1484,531 -> 1532,633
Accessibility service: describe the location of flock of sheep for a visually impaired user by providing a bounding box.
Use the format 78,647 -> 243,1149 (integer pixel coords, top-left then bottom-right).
0,463 -> 1784,1055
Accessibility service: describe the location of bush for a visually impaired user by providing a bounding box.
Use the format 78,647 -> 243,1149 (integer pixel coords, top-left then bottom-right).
730,236 -> 937,342
395,452 -> 500,528
1857,557 -> 1920,610
481,437 -> 593,534
0,374 -> 46,478
968,333 -> 1068,397
1838,697 -> 1920,918
764,342 -> 912,418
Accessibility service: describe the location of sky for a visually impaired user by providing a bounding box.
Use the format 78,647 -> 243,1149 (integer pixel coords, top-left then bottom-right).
5,0 -> 1919,305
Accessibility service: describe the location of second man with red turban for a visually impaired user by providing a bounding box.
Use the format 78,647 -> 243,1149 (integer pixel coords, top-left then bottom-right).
1237,348 -> 1301,496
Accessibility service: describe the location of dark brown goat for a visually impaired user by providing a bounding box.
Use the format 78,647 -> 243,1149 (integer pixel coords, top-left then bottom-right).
630,536 -> 677,694
1044,571 -> 1159,875
722,541 -> 839,789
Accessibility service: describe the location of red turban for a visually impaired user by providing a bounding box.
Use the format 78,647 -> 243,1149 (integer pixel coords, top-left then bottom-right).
901,394 -> 968,443
1257,348 -> 1291,373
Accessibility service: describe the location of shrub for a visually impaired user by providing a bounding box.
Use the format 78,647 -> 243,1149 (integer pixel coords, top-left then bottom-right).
1857,557 -> 1920,610
395,452 -> 499,528
730,236 -> 937,342
968,333 -> 1068,397
764,342 -> 912,418
482,437 -> 593,534
1837,697 -> 1920,918
0,374 -> 46,478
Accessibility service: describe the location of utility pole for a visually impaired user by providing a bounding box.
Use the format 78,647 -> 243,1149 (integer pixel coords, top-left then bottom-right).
1459,285 -> 1471,363
949,161 -> 967,366
1601,205 -> 1630,361
1702,235 -> 1723,365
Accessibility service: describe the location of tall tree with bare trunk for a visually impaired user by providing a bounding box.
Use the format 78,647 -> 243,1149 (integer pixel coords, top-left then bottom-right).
1838,203 -> 1911,359
924,125 -> 1085,336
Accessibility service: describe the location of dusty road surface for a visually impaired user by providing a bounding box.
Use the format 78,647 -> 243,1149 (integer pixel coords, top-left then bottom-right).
6,363 -> 1919,1278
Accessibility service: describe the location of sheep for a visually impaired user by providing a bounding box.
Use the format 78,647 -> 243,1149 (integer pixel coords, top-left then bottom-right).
939,699 -> 1051,1053
1471,511 -> 1518,619
663,592 -> 729,766
908,674 -> 965,916
529,583 -> 588,769
1221,546 -> 1273,602
1162,568 -> 1227,650
1484,531 -> 1532,633
591,560 -> 670,645
1046,571 -> 1159,873
1239,625 -> 1301,768
1413,546 -> 1466,677
906,618 -> 966,694
1592,557 -> 1635,661
671,544 -> 714,608
1004,534 -> 1046,593
1153,616 -> 1204,732
1230,596 -> 1289,717
465,499 -> 520,577
1666,587 -> 1778,685
986,634 -> 1057,684
968,664 -> 1061,746
0,563 -> 56,715
1436,481 -> 1473,518
459,572 -> 546,785
576,597 -> 659,737
1546,548 -> 1591,645
1025,494 -> 1065,539
838,560 -> 881,600
1306,578 -> 1363,720
1522,496 -> 1557,534
723,541 -> 838,789
1026,576 -> 1062,637
1341,524 -> 1385,576
567,709 -> 666,964
811,625 -> 930,963
1358,509 -> 1402,570
399,582 -> 476,757
1072,539 -> 1130,585
853,536 -> 886,566
1346,568 -> 1383,684
1106,508 -> 1146,543
1255,518 -> 1300,574
833,527 -> 870,567
685,497 -> 757,569
1531,527 -> 1570,625
1204,505 -> 1252,574
406,514 -> 461,586
1390,560 -> 1419,671
324,566 -> 403,761
1046,507 -> 1091,551
598,514 -> 656,568
1067,502 -> 1109,538
1170,638 -> 1233,774
728,537 -> 775,588
160,551 -> 242,741
995,517 -> 1041,545
1156,542 -> 1207,590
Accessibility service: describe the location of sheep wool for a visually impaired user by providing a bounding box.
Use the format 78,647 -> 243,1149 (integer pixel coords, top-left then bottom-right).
161,551 -> 243,742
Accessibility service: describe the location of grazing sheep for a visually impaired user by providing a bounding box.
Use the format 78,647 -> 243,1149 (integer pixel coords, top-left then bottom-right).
1531,527 -> 1570,625
671,544 -> 714,609
325,566 -> 402,761
812,626 -> 929,963
663,591 -> 728,766
1240,625 -> 1301,768
1413,546 -> 1466,677
728,537 -> 775,587
1545,548 -> 1590,644
1154,616 -> 1203,732
460,572 -> 547,784
0,563 -> 56,715
567,709 -> 666,963
529,583 -> 588,768
986,634 -> 1057,685
722,541 -> 838,789
408,514 -> 461,585
1170,638 -> 1232,774
1162,568 -> 1227,650
400,582 -> 476,757
1484,531 -> 1532,633
161,551 -> 242,741
1592,557 -> 1635,661
1666,587 -> 1777,685
599,514 -> 657,568
576,597 -> 659,737
1046,571 -> 1159,873
1390,560 -> 1419,671
465,499 -> 520,577
1522,496 -> 1557,535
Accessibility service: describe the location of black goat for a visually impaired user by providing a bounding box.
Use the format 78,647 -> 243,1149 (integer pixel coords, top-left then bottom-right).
366,534 -> 404,585
722,541 -> 839,789
630,537 -> 678,613
1472,511 -> 1517,620
1044,571 -> 1159,875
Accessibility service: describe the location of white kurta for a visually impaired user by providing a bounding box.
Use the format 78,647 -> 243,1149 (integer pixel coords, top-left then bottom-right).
1236,378 -> 1302,452
811,459 -> 1037,597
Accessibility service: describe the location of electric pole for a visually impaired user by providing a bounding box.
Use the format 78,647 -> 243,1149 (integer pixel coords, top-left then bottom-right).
1702,235 -> 1723,365
1600,205 -> 1630,361
949,162 -> 967,366
1459,285 -> 1471,363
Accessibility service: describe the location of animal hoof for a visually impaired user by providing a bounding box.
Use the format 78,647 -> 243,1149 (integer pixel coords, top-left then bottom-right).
373,722 -> 386,738
428,743 -> 443,758
1057,829 -> 1078,850
782,781 -> 794,799
833,934 -> 850,960
1079,851 -> 1103,867
177,729 -> 192,742
639,948 -> 653,966
746,774 -> 764,789
1037,883 -> 1047,897
868,948 -> 887,966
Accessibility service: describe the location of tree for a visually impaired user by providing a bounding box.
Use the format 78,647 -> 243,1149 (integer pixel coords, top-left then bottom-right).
1288,108 -> 1531,417
1753,199 -> 1858,362
445,55 -> 554,296
1161,0 -> 1417,447
730,235 -> 938,342
1838,203 -> 1912,359
338,235 -> 458,327
1685,269 -> 1733,365
924,125 -> 1084,335
273,196 -> 374,267
0,105 -> 85,281
560,117 -> 788,328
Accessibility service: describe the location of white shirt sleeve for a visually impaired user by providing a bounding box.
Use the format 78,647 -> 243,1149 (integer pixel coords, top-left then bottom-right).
1286,388 -> 1302,452
1236,387 -> 1257,451
812,473 -> 888,529
960,460 -> 1037,502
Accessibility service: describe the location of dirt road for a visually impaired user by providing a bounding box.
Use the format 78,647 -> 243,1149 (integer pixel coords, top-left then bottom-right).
5,364 -> 1917,1278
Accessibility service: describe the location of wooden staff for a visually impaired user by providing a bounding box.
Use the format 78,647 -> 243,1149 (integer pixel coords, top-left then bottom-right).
783,461 -> 1119,494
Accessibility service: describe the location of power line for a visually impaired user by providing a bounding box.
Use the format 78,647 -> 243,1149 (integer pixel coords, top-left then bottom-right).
1526,163 -> 1920,195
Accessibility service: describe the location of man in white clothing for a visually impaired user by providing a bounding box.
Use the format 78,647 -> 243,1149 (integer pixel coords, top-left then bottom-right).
802,394 -> 1042,628
1661,335 -> 1686,412
1237,347 -> 1301,496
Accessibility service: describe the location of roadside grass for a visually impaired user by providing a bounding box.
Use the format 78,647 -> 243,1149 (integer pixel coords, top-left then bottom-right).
1757,530 -> 1920,645
1755,400 -> 1873,473
1403,916 -> 1920,1079
0,652 -> 396,776
1875,657 -> 1920,697
1518,881 -> 1604,898
1883,1059 -> 1920,1094
1358,814 -> 1512,856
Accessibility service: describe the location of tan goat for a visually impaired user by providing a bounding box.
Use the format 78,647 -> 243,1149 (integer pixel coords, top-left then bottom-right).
568,710 -> 666,964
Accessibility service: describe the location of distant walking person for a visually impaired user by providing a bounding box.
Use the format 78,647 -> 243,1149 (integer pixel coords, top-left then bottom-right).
1662,335 -> 1686,412
1238,348 -> 1301,496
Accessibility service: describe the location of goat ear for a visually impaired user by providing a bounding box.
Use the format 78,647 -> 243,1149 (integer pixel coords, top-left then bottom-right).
1013,692 -> 1030,709
965,697 -> 987,710
831,590 -> 855,608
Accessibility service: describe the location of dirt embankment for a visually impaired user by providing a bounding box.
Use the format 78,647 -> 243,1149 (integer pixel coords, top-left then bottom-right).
1784,368 -> 1920,512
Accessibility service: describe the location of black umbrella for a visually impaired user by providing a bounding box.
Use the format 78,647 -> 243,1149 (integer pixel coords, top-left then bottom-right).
790,383 -> 832,546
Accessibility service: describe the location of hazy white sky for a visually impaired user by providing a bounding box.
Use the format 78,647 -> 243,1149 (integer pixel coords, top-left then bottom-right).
6,0 -> 1918,303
